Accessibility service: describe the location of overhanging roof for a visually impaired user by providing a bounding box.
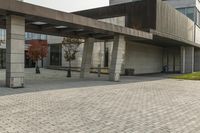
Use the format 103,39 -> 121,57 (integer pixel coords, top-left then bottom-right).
126,29 -> 200,48
0,0 -> 152,40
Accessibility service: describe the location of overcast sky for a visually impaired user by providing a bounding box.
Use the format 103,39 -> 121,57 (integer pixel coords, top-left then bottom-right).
24,0 -> 109,12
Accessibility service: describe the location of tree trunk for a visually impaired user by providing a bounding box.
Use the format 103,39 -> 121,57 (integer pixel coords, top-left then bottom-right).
67,60 -> 71,77
35,61 -> 40,74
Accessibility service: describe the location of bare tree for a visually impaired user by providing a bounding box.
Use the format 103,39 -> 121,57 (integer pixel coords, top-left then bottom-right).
62,36 -> 84,77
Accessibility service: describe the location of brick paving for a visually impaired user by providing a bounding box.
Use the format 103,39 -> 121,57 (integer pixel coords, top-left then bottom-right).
1,69 -> 200,133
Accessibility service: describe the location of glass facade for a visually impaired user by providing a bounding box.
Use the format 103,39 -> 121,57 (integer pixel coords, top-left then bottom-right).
177,7 -> 195,21
25,32 -> 47,40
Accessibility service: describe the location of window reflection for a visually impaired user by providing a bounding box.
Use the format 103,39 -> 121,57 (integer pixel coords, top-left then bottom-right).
177,7 -> 200,27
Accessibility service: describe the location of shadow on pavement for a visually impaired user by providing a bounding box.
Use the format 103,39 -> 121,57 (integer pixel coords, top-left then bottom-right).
0,72 -> 173,97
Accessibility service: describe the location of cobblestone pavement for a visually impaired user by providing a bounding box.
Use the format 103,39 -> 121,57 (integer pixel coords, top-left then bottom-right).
1,69 -> 200,133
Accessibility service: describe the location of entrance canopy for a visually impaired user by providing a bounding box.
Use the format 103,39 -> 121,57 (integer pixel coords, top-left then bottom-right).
0,0 -> 152,40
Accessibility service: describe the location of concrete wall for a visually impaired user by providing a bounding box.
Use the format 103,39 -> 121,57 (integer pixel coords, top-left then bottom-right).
99,16 -> 125,27
99,16 -> 126,69
47,15 -> 167,75
47,35 -> 63,44
62,16 -> 126,68
162,47 -> 181,72
195,26 -> 200,44
156,0 -> 195,42
125,42 -> 163,74
92,42 -> 105,68
164,0 -> 195,8
196,0 -> 200,11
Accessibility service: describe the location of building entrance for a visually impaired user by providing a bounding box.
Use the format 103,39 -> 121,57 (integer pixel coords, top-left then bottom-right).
0,49 -> 6,69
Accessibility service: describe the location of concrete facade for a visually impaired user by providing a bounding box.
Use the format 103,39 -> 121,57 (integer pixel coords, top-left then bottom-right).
181,46 -> 195,73
45,0 -> 200,76
108,0 -> 200,75
163,0 -> 200,46
46,16 -> 126,70
125,42 -> 163,74
6,15 -> 25,88
156,0 -> 195,42
109,35 -> 125,81
80,38 -> 95,78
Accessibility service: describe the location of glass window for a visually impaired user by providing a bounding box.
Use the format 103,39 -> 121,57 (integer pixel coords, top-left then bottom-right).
25,32 -> 47,40
177,7 -> 195,22
186,7 -> 194,21
0,29 -> 6,43
177,8 -> 185,15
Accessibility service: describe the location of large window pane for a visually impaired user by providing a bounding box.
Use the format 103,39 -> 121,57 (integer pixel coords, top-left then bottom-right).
0,29 -> 6,43
186,7 -> 194,21
177,8 -> 186,15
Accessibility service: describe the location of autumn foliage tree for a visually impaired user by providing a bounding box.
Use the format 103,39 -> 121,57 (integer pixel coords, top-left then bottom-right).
27,40 -> 48,74
62,36 -> 84,77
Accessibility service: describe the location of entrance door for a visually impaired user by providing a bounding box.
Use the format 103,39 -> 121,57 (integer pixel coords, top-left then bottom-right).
163,47 -> 180,73
0,49 -> 6,69
50,44 -> 62,66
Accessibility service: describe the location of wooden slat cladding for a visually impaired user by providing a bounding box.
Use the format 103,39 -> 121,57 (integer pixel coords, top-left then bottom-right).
74,0 -> 157,31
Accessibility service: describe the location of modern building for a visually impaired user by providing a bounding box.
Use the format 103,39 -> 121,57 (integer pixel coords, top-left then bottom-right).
110,0 -> 200,43
1,0 -> 200,88
46,0 -> 200,75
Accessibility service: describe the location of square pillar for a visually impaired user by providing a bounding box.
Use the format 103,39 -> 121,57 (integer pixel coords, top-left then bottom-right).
6,15 -> 25,88
194,48 -> 200,72
180,46 -> 194,74
80,38 -> 95,78
109,35 -> 125,81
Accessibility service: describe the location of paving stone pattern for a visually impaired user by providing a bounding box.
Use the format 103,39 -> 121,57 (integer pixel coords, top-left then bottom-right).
0,69 -> 200,133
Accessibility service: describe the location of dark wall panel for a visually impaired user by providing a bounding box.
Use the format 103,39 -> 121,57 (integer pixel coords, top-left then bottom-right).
74,0 -> 157,31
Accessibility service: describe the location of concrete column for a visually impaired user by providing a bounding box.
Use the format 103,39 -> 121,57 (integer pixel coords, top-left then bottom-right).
194,48 -> 200,72
80,38 -> 95,78
180,46 -> 194,74
109,35 -> 125,81
6,15 -> 25,88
